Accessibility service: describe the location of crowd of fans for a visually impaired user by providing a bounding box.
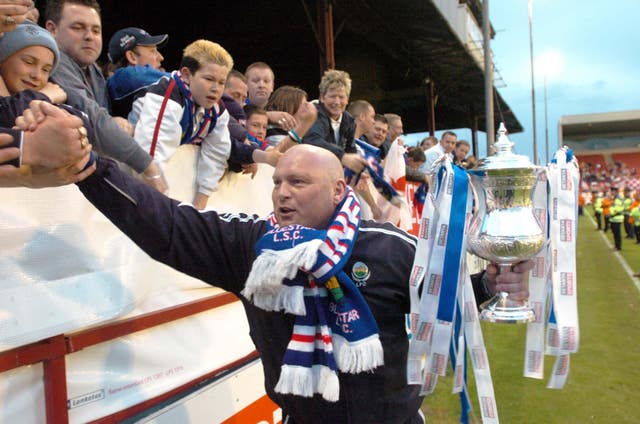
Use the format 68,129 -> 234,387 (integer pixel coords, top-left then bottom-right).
0,0 -> 479,234
579,161 -> 640,250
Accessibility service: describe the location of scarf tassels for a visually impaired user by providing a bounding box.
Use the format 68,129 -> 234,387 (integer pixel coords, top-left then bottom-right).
242,187 -> 383,402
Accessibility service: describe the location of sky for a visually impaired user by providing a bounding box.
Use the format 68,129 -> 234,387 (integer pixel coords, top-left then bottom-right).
403,0 -> 640,165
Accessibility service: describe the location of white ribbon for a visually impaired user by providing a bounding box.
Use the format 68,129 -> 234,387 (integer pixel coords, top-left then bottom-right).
407,157 -> 498,422
524,148 -> 580,388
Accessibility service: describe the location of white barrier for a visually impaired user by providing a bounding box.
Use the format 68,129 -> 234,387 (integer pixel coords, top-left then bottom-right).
0,146 -> 277,423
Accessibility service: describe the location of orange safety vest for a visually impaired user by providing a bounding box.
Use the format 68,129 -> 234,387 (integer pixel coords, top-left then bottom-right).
602,197 -> 612,217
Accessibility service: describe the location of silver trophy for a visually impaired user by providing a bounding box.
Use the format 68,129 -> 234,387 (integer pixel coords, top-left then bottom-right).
467,123 -> 546,323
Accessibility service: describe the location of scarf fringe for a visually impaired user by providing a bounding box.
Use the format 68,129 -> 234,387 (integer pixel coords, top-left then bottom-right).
315,364 -> 340,402
275,364 -> 340,402
242,239 -> 323,298
332,334 -> 384,373
250,285 -> 305,315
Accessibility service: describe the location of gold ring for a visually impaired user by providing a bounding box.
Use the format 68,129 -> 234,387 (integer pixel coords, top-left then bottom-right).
80,137 -> 88,149
3,16 -> 16,26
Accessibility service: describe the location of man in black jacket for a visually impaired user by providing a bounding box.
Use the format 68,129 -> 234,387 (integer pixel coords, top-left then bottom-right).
74,143 -> 532,423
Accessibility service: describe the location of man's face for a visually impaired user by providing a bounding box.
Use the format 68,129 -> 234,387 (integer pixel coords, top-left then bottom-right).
454,143 -> 470,161
320,86 -> 349,121
441,134 -> 457,153
224,75 -> 248,105
272,148 -> 343,229
47,4 -> 102,68
388,118 -> 403,141
184,63 -> 228,109
129,44 -> 164,70
367,121 -> 388,147
246,67 -> 274,107
0,46 -> 54,94
358,105 -> 375,135
246,113 -> 268,139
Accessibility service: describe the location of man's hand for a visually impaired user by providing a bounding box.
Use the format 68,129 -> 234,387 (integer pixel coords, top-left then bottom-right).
39,82 -> 67,104
19,100 -> 91,168
23,154 -> 96,188
241,163 -> 258,179
141,160 -> 168,194
113,116 -> 134,136
0,0 -> 33,34
193,192 -> 209,210
294,101 -> 318,129
0,132 -> 19,163
484,260 -> 534,301
267,111 -> 297,131
341,153 -> 367,173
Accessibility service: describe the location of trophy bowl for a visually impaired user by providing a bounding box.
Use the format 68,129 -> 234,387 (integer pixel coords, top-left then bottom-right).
467,123 -> 546,323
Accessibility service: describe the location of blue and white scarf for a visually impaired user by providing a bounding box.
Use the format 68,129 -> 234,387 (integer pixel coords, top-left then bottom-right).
172,71 -> 221,145
346,139 -> 402,204
241,187 -> 384,401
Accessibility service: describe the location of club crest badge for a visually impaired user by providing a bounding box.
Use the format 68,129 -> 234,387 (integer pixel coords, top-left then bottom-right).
351,261 -> 370,287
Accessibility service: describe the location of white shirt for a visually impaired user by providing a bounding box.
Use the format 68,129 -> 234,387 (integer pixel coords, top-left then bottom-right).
420,143 -> 449,175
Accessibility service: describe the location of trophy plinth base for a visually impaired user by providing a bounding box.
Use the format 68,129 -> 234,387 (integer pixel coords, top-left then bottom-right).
479,292 -> 535,324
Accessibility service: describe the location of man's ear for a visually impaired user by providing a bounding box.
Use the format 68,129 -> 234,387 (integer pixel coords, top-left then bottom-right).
333,178 -> 347,205
125,50 -> 138,65
180,67 -> 192,84
44,20 -> 56,33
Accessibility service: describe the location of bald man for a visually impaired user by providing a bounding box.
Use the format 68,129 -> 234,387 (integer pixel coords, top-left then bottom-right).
75,144 -> 531,423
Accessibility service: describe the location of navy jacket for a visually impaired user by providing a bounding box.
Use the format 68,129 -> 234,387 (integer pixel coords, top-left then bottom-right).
78,158 -> 487,423
303,103 -> 356,159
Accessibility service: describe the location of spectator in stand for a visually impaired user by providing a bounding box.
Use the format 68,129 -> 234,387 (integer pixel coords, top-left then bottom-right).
453,139 -> 470,166
421,130 -> 457,176
382,112 -> 403,158
346,100 -> 381,220
245,61 -> 273,108
106,26 -> 168,122
0,2 -> 96,187
43,0 -> 166,192
131,39 -> 281,210
243,104 -> 268,149
405,146 -> 427,184
0,20 -> 87,185
265,85 -> 308,147
419,135 -> 437,151
245,61 -> 299,135
362,114 -> 389,156
224,69 -> 248,115
303,68 -> 367,174
460,154 -> 477,170
347,99 -> 375,141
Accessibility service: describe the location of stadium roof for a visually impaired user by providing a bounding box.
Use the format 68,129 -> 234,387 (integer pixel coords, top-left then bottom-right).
100,0 -> 523,135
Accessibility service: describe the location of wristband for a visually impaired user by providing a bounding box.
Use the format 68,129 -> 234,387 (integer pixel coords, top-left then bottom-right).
81,151 -> 97,172
143,172 -> 162,180
288,129 -> 302,144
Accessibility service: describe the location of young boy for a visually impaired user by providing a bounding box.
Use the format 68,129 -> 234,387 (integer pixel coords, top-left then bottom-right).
132,40 -> 280,209
244,104 -> 268,149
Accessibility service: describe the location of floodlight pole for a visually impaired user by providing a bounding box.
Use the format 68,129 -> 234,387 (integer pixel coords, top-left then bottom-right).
528,0 -> 538,164
544,73 -> 549,164
483,0 -> 495,154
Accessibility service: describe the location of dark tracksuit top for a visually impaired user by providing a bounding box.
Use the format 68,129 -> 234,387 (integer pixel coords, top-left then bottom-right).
78,158 -> 488,423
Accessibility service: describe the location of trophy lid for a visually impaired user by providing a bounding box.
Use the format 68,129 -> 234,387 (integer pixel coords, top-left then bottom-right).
473,122 -> 537,171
